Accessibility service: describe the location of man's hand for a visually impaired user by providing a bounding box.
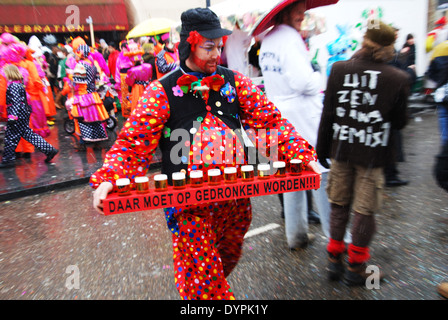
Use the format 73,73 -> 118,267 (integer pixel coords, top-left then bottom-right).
306,160 -> 322,189
92,182 -> 113,215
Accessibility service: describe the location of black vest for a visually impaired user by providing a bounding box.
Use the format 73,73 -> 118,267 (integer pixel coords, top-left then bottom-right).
159,66 -> 242,184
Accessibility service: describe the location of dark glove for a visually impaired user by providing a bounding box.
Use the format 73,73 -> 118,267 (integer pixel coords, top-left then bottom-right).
311,61 -> 321,73
319,158 -> 330,169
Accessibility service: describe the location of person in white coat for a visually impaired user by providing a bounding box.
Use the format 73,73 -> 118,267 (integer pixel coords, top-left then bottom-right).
259,0 -> 350,249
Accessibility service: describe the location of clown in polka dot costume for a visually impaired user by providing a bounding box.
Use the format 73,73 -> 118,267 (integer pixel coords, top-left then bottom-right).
91,8 -> 320,300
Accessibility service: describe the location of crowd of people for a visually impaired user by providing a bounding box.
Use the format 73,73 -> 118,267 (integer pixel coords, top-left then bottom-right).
0,30 -> 180,157
1,0 -> 447,300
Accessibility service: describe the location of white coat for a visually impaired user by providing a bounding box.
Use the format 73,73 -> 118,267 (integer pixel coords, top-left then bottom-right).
259,24 -> 328,172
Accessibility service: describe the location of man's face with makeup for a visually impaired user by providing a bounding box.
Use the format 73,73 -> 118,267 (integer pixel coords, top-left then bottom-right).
190,37 -> 224,74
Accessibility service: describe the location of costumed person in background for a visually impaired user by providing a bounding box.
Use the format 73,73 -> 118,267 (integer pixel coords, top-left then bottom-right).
426,16 -> 448,54
69,44 -> 110,150
90,46 -> 111,85
0,32 -> 20,119
0,33 -> 35,159
0,64 -> 58,168
124,40 -> 152,114
107,41 -> 120,81
37,49 -> 57,126
1,36 -> 51,159
60,53 -> 82,138
142,42 -> 157,81
61,68 -> 80,138
316,21 -> 410,286
91,7 -> 320,300
155,32 -> 179,79
28,35 -> 57,125
90,45 -> 117,118
424,17 -> 448,96
114,40 -> 133,118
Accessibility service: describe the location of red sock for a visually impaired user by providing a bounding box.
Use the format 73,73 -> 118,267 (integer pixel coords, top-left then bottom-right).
348,244 -> 370,265
327,238 -> 346,257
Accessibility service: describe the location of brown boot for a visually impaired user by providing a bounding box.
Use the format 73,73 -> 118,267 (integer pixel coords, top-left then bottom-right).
344,263 -> 385,287
327,254 -> 345,281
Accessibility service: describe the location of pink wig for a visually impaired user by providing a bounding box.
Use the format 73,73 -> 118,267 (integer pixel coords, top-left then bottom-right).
0,43 -> 26,63
0,33 -> 18,45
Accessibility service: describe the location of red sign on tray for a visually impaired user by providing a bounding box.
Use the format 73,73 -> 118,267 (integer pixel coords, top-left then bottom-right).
103,171 -> 320,216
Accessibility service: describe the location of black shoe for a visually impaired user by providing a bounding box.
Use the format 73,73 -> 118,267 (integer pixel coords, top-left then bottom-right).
327,254 -> 345,281
23,152 -> 32,159
45,149 -> 59,163
0,162 -> 15,168
386,178 -> 409,187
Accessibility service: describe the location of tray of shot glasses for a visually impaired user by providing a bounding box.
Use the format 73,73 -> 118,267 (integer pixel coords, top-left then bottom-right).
103,159 -> 321,215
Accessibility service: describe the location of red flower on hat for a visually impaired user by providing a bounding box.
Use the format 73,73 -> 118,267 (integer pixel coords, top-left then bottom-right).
186,31 -> 203,51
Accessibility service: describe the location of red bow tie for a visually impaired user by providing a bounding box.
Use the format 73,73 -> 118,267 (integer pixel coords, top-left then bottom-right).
177,73 -> 225,101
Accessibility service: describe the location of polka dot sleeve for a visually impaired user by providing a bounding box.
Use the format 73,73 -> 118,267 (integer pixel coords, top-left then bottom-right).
233,71 -> 317,168
89,81 -> 170,188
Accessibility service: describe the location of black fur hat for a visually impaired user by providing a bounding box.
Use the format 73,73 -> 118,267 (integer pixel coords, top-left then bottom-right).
178,8 -> 232,62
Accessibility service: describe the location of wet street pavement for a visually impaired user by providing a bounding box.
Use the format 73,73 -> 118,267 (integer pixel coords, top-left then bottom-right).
0,102 -> 447,301
0,110 -> 161,201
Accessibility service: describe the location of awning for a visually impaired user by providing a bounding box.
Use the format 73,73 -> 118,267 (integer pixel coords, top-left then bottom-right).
0,0 -> 129,34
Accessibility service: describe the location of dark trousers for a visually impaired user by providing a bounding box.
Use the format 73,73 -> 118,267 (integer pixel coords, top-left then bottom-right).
385,130 -> 405,181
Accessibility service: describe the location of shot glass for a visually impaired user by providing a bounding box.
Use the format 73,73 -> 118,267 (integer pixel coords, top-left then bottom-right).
172,172 -> 186,189
208,169 -> 222,185
273,161 -> 286,177
135,176 -> 149,194
154,174 -> 168,192
224,167 -> 237,183
241,165 -> 254,181
257,163 -> 271,179
289,159 -> 302,175
116,178 -> 131,196
190,170 -> 204,187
